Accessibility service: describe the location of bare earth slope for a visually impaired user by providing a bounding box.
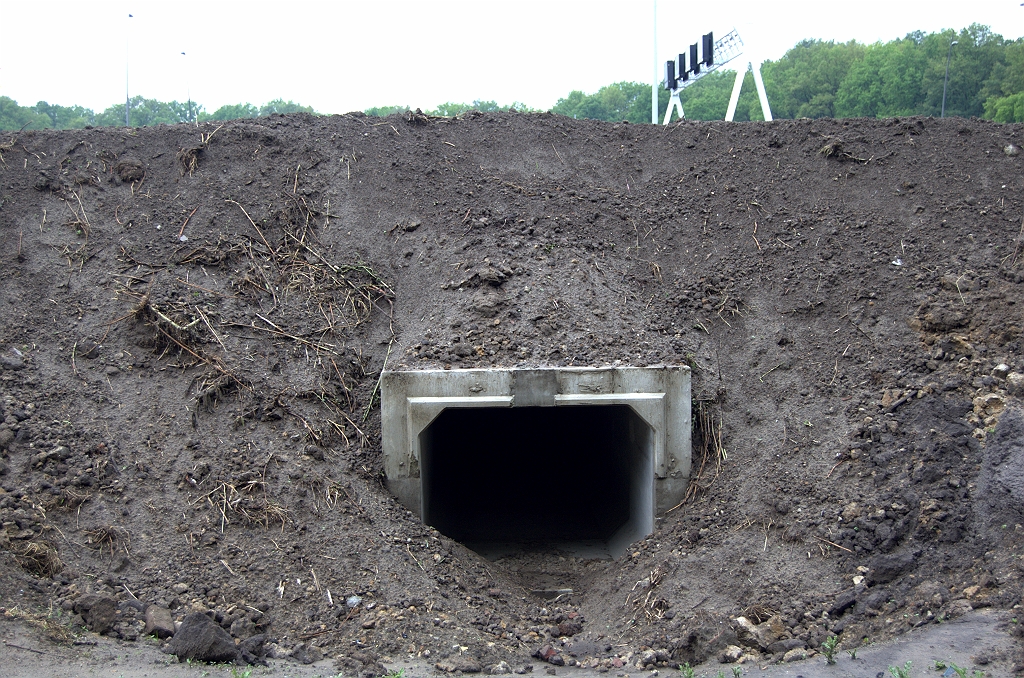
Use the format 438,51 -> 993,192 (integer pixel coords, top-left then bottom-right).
0,112 -> 1022,673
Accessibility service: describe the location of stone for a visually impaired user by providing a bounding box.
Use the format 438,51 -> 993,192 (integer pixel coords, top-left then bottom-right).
1005,144 -> 1020,157
144,604 -> 175,639
534,645 -> 558,662
557,621 -> 583,637
638,649 -> 657,666
829,585 -> 863,617
74,593 -> 118,634
867,551 -> 917,584
974,393 -> 1006,418
767,638 -> 806,654
733,615 -> 783,650
722,645 -> 744,662
230,615 -> 256,638
437,656 -> 483,673
290,642 -> 323,665
993,363 -> 1011,379
1006,373 -> 1024,396
490,661 -> 513,675
168,612 -> 239,663
0,355 -> 25,371
783,648 -> 809,663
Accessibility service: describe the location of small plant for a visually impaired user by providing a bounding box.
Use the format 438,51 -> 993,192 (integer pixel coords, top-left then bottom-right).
679,663 -> 695,678
821,635 -> 839,665
847,647 -> 859,660
230,667 -> 254,678
889,661 -> 912,678
731,667 -> 742,678
384,671 -> 406,678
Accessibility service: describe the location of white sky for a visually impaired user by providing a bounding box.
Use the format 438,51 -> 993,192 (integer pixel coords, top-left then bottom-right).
1,0 -> 1021,115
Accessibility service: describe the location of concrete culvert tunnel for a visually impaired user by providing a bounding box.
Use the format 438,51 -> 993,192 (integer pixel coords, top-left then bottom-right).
381,367 -> 691,558
420,404 -> 651,554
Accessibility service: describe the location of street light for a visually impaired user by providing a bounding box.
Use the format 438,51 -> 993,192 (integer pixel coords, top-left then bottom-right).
941,39 -> 958,118
181,52 -> 192,124
126,13 -> 133,126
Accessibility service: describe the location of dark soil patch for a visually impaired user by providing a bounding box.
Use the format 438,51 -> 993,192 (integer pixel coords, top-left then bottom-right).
0,111 -> 1022,673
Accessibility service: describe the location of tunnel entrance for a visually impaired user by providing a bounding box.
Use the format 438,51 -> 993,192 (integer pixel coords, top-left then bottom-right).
381,366 -> 691,559
420,404 -> 653,557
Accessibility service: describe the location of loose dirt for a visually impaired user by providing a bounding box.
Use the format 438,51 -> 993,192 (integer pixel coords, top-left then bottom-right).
0,112 -> 1022,676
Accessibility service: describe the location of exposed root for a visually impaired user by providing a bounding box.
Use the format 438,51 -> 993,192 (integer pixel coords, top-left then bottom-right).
685,399 -> 725,502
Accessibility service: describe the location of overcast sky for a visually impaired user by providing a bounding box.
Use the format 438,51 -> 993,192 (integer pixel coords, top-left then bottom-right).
1,1 -> 1021,115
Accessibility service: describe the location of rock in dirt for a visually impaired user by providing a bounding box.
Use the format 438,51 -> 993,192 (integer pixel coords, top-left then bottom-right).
783,647 -> 810,662
437,656 -> 484,673
767,638 -> 807,654
867,551 -> 918,584
74,593 -> 118,634
335,651 -> 388,678
489,660 -> 513,674
290,642 -> 324,664
143,604 -> 175,639
167,612 -> 239,663
533,644 -> 564,666
1006,373 -> 1024,396
829,584 -> 865,617
733,615 -> 783,650
238,634 -> 268,666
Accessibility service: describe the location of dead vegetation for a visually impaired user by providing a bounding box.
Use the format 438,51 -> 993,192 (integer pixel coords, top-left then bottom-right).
189,468 -> 290,532
12,539 -> 63,577
83,525 -> 131,558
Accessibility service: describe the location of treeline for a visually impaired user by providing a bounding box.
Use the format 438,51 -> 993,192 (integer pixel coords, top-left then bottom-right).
2,25 -> 1021,131
0,96 -> 315,131
554,24 -> 1024,123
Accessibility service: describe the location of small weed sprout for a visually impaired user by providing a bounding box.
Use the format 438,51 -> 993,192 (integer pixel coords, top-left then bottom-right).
679,663 -> 695,678
732,667 -> 742,678
384,671 -> 406,678
846,647 -> 859,660
889,661 -> 912,678
821,635 -> 839,665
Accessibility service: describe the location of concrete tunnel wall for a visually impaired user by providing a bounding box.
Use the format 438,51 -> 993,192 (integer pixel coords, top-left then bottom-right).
380,366 -> 690,558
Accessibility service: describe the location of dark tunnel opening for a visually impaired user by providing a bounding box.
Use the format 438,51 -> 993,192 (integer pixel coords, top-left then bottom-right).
420,405 -> 653,555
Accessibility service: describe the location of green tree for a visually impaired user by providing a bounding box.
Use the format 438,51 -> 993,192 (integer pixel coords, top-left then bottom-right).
365,105 -> 410,117
982,39 -> 1024,121
0,96 -> 52,130
33,101 -> 94,129
920,24 -> 1008,118
552,82 -> 668,123
202,103 -> 260,121
258,99 -> 315,116
835,37 -> 929,117
761,39 -> 866,118
95,96 -> 190,127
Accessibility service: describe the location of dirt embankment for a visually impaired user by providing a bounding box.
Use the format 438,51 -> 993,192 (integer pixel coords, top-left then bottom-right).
0,112 -> 1022,674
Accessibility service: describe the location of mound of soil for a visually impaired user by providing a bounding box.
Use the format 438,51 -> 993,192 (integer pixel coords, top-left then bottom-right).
0,111 -> 1022,673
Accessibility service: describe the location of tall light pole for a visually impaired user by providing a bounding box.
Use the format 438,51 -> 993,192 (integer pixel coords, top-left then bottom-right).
651,0 -> 659,124
181,52 -> 192,124
126,13 -> 133,126
941,38 -> 958,118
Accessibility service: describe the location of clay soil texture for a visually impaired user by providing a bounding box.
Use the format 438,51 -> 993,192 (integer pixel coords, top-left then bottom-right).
0,111 -> 1023,674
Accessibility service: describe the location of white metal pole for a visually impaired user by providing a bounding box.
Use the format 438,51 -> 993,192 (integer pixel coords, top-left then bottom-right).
751,60 -> 773,121
725,67 -> 744,122
652,0 -> 658,124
